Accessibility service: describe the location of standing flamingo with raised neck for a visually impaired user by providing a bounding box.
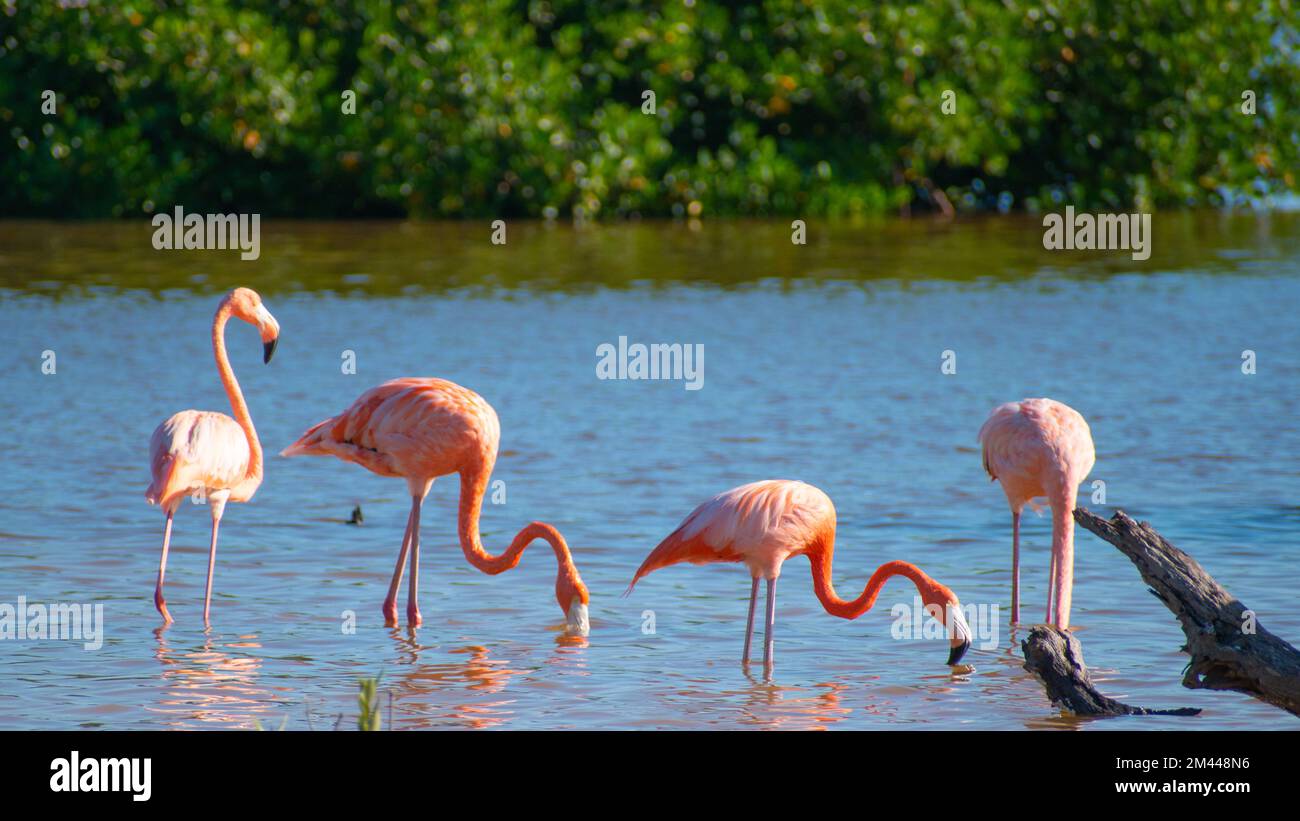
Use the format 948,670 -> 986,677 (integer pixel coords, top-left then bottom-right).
145,287 -> 281,626
626,480 -> 971,674
281,377 -> 590,635
978,397 -> 1095,628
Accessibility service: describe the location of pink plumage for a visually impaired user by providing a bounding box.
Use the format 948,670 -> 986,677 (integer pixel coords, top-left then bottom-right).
629,480 -> 833,586
280,377 -> 500,484
146,411 -> 251,511
978,398 -> 1095,628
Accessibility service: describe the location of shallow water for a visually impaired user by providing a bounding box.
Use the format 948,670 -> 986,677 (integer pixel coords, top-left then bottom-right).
1,214 -> 1298,730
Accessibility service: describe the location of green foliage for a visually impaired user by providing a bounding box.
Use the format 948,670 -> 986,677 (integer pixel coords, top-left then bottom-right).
1,0 -> 1295,218
357,676 -> 381,731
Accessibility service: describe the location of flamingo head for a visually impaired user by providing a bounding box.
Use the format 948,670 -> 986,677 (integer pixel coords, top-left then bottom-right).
921,581 -> 972,666
558,575 -> 590,637
227,287 -> 280,363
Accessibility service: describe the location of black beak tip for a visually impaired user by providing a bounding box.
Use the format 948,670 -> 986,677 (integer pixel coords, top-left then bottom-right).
263,338 -> 278,364
947,640 -> 971,666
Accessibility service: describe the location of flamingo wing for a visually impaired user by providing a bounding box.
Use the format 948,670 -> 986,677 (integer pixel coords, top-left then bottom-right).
1040,400 -> 1096,483
978,398 -> 1096,504
628,480 -> 833,589
977,401 -> 1038,483
146,410 -> 250,509
281,377 -> 500,480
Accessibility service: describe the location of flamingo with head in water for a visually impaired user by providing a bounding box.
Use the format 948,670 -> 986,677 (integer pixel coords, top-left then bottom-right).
626,479 -> 971,673
281,377 -> 590,635
978,397 -> 1095,628
145,287 -> 281,626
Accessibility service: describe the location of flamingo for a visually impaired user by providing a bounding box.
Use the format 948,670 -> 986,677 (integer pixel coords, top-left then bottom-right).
978,397 -> 1095,629
280,378 -> 590,635
145,287 -> 281,626
626,480 -> 972,672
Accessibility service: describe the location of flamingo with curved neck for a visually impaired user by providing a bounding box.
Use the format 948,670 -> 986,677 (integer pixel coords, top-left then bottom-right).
145,287 -> 281,625
628,479 -> 972,674
281,377 -> 590,634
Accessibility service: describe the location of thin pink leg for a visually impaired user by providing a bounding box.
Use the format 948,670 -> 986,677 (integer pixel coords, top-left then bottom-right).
1011,511 -> 1021,625
202,515 -> 222,627
383,503 -> 417,626
762,577 -> 777,677
155,512 -> 175,625
741,577 -> 759,663
406,496 -> 423,627
1046,550 -> 1057,625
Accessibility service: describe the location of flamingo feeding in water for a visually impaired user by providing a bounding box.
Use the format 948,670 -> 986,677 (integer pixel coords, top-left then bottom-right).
978,398 -> 1095,629
281,378 -> 590,635
626,480 -> 972,672
145,287 -> 281,626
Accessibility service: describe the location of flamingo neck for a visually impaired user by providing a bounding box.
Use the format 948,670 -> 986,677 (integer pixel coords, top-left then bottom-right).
1050,486 -> 1078,627
212,299 -> 262,488
455,463 -> 590,615
808,533 -> 933,620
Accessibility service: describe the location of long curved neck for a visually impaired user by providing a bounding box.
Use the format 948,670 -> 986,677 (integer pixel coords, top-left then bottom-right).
212,300 -> 262,486
808,532 -> 931,620
456,463 -> 589,609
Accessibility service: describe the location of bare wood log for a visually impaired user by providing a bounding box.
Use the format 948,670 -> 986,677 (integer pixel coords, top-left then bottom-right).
1022,625 -> 1200,716
1075,507 -> 1300,717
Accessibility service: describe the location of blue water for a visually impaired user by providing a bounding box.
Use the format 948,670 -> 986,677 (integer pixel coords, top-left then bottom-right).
0,216 -> 1297,729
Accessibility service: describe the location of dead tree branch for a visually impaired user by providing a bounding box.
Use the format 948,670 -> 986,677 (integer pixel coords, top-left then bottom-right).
1021,625 -> 1200,716
1074,507 -> 1300,717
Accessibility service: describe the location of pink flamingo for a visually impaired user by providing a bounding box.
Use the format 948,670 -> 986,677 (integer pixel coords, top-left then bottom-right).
280,378 -> 590,634
145,287 -> 281,626
978,398 -> 1095,628
627,480 -> 972,672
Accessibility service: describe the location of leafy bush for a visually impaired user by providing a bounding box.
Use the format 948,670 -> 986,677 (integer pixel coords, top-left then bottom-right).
1,0 -> 1295,218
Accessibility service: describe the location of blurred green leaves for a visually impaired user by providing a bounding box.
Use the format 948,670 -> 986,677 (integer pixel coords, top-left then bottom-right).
0,0 -> 1295,218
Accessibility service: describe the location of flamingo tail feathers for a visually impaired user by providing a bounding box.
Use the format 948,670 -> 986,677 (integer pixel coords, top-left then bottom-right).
279,417 -> 335,457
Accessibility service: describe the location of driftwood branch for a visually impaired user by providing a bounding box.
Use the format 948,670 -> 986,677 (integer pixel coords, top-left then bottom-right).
1022,626 -> 1199,716
1075,507 -> 1300,717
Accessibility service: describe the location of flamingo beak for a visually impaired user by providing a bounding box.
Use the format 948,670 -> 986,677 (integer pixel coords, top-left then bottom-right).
947,604 -> 972,666
947,637 -> 971,666
254,303 -> 280,363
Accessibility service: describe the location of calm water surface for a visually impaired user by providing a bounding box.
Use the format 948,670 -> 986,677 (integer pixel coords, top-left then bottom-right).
1,215 -> 1298,730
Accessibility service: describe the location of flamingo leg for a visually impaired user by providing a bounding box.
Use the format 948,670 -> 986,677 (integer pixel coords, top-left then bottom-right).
155,511 -> 175,625
762,577 -> 777,675
741,577 -> 759,663
383,503 -> 417,626
406,495 -> 424,627
1010,511 -> 1021,625
202,512 -> 223,627
1046,549 -> 1057,625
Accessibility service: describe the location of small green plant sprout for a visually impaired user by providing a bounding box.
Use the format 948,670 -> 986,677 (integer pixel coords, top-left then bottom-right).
357,676 -> 382,731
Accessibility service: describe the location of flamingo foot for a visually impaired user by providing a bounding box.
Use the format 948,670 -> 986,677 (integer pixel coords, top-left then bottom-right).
382,598 -> 399,627
155,592 -> 173,625
406,604 -> 423,628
